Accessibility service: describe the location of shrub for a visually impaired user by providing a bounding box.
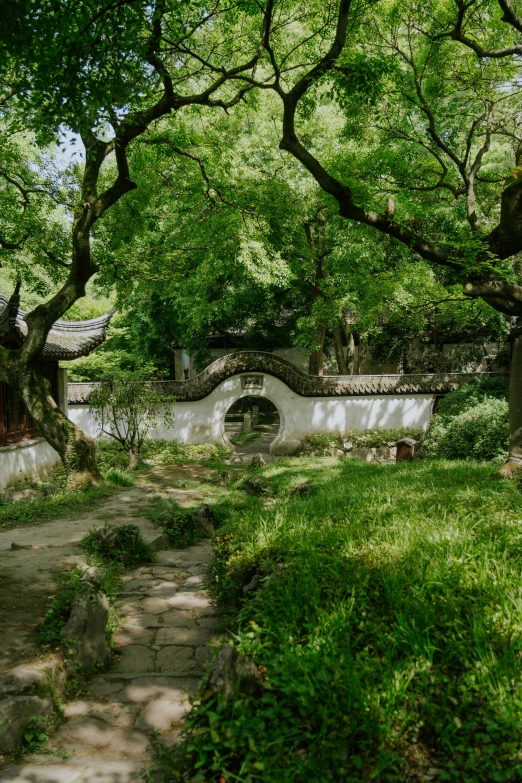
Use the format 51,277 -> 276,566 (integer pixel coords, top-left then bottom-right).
95,439 -> 233,471
145,496 -> 210,547
81,524 -> 153,567
424,398 -> 509,461
423,377 -> 509,460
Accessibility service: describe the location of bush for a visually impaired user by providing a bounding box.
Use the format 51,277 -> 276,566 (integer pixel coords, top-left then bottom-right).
145,496 -> 211,547
81,524 -> 153,567
423,377 -> 509,460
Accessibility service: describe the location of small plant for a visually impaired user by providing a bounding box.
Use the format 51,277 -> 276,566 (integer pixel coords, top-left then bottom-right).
104,468 -> 135,487
39,569 -> 87,650
145,496 -> 208,547
21,716 -> 48,754
81,524 -> 153,567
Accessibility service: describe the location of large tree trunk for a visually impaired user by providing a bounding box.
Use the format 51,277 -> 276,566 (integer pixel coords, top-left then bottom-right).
13,364 -> 101,486
495,336 -> 522,478
308,326 -> 326,375
333,324 -> 348,374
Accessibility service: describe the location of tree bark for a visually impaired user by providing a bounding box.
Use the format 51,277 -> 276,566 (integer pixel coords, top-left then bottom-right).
333,324 -> 348,374
494,336 -> 522,478
309,326 -> 326,375
12,365 -> 101,485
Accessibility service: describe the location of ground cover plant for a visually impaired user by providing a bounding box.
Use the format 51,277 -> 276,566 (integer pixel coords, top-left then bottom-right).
297,429 -> 424,456
172,457 -> 522,782
95,439 -> 233,472
0,484 -> 113,532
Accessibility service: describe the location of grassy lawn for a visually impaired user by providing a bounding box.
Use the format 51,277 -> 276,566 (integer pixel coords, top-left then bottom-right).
175,457 -> 522,782
0,484 -> 113,532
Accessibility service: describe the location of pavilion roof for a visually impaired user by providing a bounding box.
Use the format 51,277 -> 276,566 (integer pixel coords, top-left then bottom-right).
0,292 -> 114,360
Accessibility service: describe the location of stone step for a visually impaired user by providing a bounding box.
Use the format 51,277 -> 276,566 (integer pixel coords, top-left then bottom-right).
0,758 -> 149,782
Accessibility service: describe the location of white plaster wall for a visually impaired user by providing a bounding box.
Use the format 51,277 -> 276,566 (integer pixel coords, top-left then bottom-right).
69,375 -> 434,456
0,438 -> 60,490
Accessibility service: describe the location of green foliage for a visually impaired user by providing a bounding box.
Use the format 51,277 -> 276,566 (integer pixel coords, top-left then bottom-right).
39,568 -> 87,650
0,484 -> 112,532
423,378 -> 509,460
104,468 -> 135,487
20,716 -> 49,754
298,429 -> 424,455
89,371 -> 175,461
230,430 -> 263,446
171,458 -> 522,781
81,524 -> 153,568
95,439 -> 233,471
144,496 -> 209,548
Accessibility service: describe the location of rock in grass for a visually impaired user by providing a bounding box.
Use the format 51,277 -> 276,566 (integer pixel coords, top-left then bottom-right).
242,573 -> 262,595
207,647 -> 261,700
250,453 -> 266,468
193,504 -> 215,534
243,475 -> 268,495
61,590 -> 110,671
291,483 -> 313,497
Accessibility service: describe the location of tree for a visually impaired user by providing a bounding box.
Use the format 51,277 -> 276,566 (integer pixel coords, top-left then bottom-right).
90,370 -> 173,467
0,0 -> 275,483
223,0 -> 522,473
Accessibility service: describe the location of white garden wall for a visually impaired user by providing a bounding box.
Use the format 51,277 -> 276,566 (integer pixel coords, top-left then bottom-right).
0,438 -> 60,490
68,373 -> 435,456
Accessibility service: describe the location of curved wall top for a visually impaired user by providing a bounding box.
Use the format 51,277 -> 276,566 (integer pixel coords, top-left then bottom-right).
68,350 -> 508,404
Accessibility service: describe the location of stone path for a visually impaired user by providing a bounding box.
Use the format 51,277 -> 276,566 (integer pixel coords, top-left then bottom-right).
229,420 -> 281,464
0,468 -> 221,783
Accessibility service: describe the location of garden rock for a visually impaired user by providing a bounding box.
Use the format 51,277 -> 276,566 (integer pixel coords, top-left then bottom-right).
93,523 -> 119,552
242,573 -> 262,595
207,646 -> 261,700
81,565 -> 106,585
243,475 -> 268,495
192,504 -> 215,534
291,483 -> 313,497
61,590 -> 110,670
250,453 -> 266,468
0,694 -> 53,752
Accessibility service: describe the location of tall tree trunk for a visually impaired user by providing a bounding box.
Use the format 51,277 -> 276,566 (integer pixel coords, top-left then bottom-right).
309,326 -> 326,375
333,324 -> 348,374
346,330 -> 355,373
495,336 -> 522,478
12,364 -> 101,486
357,340 -> 367,374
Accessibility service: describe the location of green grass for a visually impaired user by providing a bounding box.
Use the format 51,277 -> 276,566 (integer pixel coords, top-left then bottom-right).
104,467 -> 135,486
172,457 -> 522,782
0,484 -> 113,532
95,439 -> 233,471
230,430 -> 264,446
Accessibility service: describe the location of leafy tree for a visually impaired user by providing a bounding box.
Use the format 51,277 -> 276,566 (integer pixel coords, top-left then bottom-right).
224,0 -> 522,473
90,370 -> 174,467
0,0 -> 276,483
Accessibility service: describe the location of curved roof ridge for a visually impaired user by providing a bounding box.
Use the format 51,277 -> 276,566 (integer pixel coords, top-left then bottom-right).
67,350 -> 509,403
0,292 -> 115,360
